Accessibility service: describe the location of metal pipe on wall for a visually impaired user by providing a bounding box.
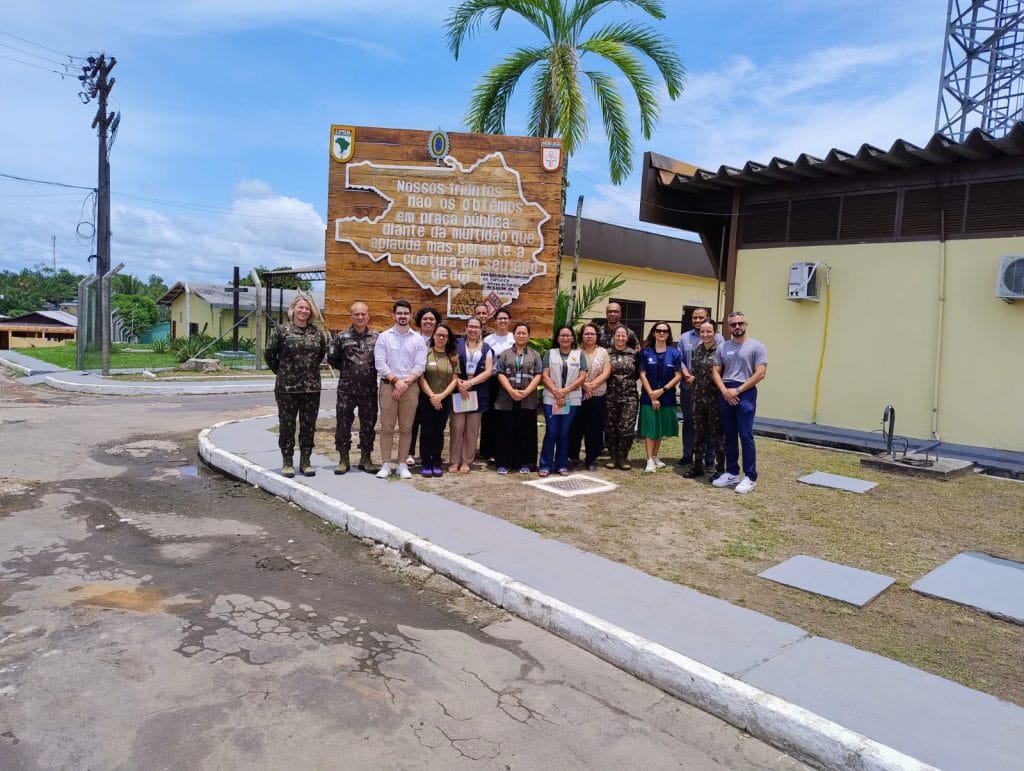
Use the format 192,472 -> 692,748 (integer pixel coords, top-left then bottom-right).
931,211 -> 947,440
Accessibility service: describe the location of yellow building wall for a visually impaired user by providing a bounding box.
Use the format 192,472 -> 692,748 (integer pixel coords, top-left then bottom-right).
562,258 -> 723,337
732,238 -> 1024,451
170,295 -> 217,339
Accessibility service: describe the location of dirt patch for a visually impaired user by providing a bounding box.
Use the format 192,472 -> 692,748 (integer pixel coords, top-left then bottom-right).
72,585 -> 168,613
315,417 -> 1024,705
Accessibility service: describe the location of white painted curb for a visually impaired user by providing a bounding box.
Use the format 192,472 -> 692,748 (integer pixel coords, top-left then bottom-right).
199,417 -> 936,771
0,356 -> 33,376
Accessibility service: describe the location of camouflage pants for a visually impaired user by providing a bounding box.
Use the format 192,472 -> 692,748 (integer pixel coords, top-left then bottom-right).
276,390 -> 320,454
604,392 -> 639,460
335,381 -> 378,454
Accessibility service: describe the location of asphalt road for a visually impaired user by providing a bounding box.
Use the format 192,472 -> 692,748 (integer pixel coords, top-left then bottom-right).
0,375 -> 804,769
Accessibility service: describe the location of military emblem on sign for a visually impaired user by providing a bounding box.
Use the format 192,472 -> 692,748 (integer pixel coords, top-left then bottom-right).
331,125 -> 355,163
541,140 -> 562,172
428,129 -> 450,164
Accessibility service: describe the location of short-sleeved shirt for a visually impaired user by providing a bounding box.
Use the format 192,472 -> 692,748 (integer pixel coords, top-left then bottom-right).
714,338 -> 768,383
422,349 -> 461,395
579,346 -> 610,397
638,345 -> 683,406
494,347 -> 543,410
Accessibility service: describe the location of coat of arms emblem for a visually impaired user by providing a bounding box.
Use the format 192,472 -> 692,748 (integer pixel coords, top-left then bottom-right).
331,125 -> 355,163
541,140 -> 562,172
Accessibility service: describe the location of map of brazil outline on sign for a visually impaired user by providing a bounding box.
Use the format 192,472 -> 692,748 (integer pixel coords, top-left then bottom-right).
334,152 -> 550,318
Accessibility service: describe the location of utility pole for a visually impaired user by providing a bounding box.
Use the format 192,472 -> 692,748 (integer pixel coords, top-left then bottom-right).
78,54 -> 118,348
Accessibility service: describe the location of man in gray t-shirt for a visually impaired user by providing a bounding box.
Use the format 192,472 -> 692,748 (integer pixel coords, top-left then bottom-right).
711,311 -> 767,494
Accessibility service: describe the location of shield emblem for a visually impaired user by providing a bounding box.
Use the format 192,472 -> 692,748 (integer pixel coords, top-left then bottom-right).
541,140 -> 562,172
331,125 -> 355,163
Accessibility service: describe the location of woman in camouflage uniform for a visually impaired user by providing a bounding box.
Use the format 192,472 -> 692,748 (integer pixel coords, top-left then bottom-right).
603,326 -> 640,470
685,319 -> 726,479
265,295 -> 327,478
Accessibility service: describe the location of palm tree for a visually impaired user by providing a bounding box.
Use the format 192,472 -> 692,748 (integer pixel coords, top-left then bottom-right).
445,0 -> 684,186
445,0 -> 684,324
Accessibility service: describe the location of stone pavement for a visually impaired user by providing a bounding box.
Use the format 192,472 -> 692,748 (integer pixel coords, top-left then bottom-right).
199,413 -> 1024,771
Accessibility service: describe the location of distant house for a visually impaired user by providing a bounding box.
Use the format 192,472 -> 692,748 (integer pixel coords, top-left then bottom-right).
0,310 -> 77,350
158,282 -> 326,341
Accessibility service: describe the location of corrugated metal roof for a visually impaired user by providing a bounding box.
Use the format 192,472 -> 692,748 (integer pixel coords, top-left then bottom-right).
651,122 -> 1024,193
0,310 -> 77,327
158,282 -> 324,310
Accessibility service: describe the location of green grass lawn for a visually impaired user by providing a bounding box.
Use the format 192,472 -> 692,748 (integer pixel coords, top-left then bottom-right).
17,344 -> 179,370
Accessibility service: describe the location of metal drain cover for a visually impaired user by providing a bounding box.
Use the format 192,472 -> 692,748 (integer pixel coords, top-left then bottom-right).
522,473 -> 617,497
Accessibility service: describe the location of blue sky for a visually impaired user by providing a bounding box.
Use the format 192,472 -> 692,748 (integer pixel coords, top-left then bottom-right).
1,0 -> 947,284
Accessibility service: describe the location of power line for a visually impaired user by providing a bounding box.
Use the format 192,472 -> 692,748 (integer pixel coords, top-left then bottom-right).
0,51 -> 73,78
0,41 -> 72,66
0,170 -> 320,219
0,171 -> 96,191
0,27 -> 81,60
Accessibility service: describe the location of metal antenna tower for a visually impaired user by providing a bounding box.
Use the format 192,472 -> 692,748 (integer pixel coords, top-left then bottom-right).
935,0 -> 1024,140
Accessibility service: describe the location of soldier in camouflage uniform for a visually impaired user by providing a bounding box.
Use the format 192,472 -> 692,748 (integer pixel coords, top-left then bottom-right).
597,301 -> 640,349
686,319 -> 725,478
326,301 -> 379,474
265,296 -> 327,478
603,326 -> 640,470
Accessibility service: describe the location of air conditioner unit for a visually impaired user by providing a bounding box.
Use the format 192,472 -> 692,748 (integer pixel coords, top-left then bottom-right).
996,255 -> 1024,302
787,262 -> 819,301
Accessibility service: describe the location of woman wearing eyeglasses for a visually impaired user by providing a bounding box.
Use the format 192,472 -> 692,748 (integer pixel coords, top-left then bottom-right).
539,325 -> 588,476
568,322 -> 611,470
493,322 -> 543,474
638,322 -> 683,472
417,323 -> 460,477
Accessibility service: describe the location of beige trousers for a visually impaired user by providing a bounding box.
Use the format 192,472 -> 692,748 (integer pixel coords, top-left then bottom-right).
378,381 -> 420,463
448,410 -> 482,468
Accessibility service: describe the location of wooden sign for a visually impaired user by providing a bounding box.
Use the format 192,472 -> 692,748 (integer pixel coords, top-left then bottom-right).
324,125 -> 561,337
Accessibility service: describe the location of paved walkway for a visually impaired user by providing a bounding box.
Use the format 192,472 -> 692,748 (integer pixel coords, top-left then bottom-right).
199,413 -> 1024,771
0,350 -> 301,394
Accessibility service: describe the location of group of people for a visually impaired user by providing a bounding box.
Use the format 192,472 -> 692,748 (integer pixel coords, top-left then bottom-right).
264,296 -> 767,493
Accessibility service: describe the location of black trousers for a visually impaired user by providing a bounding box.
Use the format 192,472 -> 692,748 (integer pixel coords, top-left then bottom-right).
417,393 -> 451,468
495,403 -> 538,470
276,390 -> 320,454
568,394 -> 606,466
477,378 -> 501,460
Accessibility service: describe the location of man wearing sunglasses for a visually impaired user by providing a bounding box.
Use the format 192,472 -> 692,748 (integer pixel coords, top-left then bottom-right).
711,311 -> 767,493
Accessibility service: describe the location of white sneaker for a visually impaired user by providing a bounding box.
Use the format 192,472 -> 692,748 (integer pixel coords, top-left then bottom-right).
653,457 -> 666,468
735,477 -> 757,494
644,458 -> 657,473
405,455 -> 416,467
376,463 -> 392,479
397,463 -> 413,480
712,472 -> 739,488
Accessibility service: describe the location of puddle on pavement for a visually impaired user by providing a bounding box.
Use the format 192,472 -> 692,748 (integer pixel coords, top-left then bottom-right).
72,584 -> 168,613
178,465 -> 199,477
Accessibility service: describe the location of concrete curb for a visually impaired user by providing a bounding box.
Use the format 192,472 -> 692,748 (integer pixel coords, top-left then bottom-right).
0,356 -> 34,376
46,375 -> 279,395
198,417 -> 936,771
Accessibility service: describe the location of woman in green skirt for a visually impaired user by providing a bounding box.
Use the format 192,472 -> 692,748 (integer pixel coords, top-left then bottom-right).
638,321 -> 683,472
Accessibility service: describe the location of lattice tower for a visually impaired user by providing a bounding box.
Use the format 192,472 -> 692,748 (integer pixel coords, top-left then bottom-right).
935,0 -> 1024,140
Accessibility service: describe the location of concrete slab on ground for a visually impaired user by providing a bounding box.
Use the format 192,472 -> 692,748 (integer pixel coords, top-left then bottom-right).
911,552 -> 1024,625
797,471 -> 877,493
759,555 -> 894,606
859,454 -> 974,478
